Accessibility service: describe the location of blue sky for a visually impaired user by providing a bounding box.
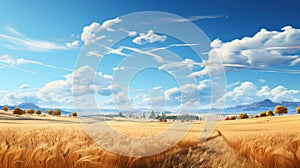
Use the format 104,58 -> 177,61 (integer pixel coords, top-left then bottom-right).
0,0 -> 300,112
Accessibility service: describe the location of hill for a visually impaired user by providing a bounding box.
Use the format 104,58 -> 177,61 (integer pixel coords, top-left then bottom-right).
225,99 -> 300,113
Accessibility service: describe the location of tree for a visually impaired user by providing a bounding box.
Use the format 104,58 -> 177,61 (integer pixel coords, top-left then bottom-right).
53,109 -> 61,116
13,107 -> 25,115
274,106 -> 288,115
27,109 -> 35,114
149,111 -> 156,119
35,110 -> 41,115
239,113 -> 249,119
2,106 -> 8,111
45,110 -> 53,115
266,110 -> 274,116
71,112 -> 77,117
259,112 -> 266,117
161,112 -> 166,119
118,112 -> 124,117
296,106 -> 300,114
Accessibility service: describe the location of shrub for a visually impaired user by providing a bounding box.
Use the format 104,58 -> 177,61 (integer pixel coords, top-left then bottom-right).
13,107 -> 25,115
27,109 -> 35,114
274,105 -> 288,115
266,110 -> 274,116
296,106 -> 300,114
239,113 -> 249,119
71,112 -> 77,117
35,110 -> 41,115
224,116 -> 229,120
253,114 -> 259,118
45,110 -> 53,115
259,112 -> 266,117
2,106 -> 8,111
229,116 -> 236,120
53,109 -> 61,116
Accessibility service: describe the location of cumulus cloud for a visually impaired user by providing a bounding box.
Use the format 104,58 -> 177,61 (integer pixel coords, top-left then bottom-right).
0,66 -> 117,107
192,26 -> 300,77
164,79 -> 215,109
133,30 -> 167,45
81,17 -> 121,45
222,81 -> 299,106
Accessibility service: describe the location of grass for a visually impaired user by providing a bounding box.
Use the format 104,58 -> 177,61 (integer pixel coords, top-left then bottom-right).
0,110 -> 299,167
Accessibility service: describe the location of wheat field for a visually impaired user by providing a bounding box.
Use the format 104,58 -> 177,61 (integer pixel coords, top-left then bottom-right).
0,110 -> 299,168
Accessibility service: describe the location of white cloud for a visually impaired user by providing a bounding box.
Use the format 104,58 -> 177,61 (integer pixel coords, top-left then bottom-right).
192,26 -> 300,77
223,81 -> 299,106
152,86 -> 162,90
121,46 -> 164,62
19,84 -> 31,90
0,27 -> 76,52
259,79 -> 266,83
226,81 -> 241,88
164,79 -> 214,108
148,43 -> 199,52
0,54 -> 73,72
159,59 -> 201,71
133,30 -> 167,45
119,28 -> 137,37
81,17 -> 121,45
66,40 -> 80,48
0,66 -> 117,108
112,66 -> 126,71
106,47 -> 129,57
172,15 -> 227,22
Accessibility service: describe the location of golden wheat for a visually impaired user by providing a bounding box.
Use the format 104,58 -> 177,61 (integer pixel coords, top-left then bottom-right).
0,111 -> 299,167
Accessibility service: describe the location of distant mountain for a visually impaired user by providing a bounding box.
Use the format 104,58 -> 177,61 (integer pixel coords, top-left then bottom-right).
0,103 -> 72,115
18,103 -> 41,110
225,99 -> 300,113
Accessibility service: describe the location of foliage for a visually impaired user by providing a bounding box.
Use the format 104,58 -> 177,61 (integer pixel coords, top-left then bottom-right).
27,109 -> 35,114
296,106 -> 300,114
118,112 -> 124,117
35,110 -> 41,115
53,109 -> 61,116
253,115 -> 259,118
274,106 -> 288,115
12,107 -> 25,115
266,110 -> 274,116
149,111 -> 156,119
71,112 -> 77,117
45,110 -> 53,115
225,116 -> 236,120
229,116 -> 236,120
239,113 -> 249,119
2,106 -> 8,111
259,112 -> 266,117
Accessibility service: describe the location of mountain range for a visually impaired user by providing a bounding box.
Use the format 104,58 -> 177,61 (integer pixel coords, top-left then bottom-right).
224,99 -> 300,114
1,99 -> 300,115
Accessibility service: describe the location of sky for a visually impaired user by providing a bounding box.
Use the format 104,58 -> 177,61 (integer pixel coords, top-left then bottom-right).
0,0 -> 300,113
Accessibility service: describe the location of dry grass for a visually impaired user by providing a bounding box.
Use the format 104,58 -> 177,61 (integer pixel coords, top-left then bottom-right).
0,110 -> 299,168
